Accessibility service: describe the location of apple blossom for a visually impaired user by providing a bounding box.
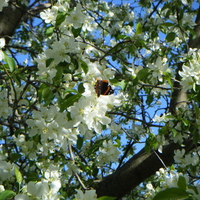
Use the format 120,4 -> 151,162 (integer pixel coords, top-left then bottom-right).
66,4 -> 87,29
1,1 -> 200,200
75,189 -> 97,200
0,0 -> 8,12
14,194 -> 29,200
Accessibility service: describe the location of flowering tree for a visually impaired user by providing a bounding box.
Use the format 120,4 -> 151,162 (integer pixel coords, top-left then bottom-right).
0,0 -> 200,199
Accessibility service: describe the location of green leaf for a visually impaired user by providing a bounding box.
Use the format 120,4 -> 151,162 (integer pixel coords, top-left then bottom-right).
194,103 -> 199,116
71,57 -> 79,71
166,32 -> 176,42
152,188 -> 189,200
145,140 -> 151,153
171,128 -> 177,137
53,67 -> 63,85
109,78 -> 119,84
15,167 -> 22,184
177,176 -> 187,190
182,118 -> 189,126
137,68 -> 149,81
10,153 -> 21,161
77,135 -> 83,149
38,84 -> 46,102
161,22 -> 174,27
12,73 -> 21,86
4,53 -> 16,72
38,84 -> 54,104
150,30 -> 158,39
132,77 -> 138,86
193,128 -> 199,144
116,34 -> 128,40
128,44 -> 136,55
78,82 -> 85,93
64,88 -> 78,94
136,22 -> 142,34
59,94 -> 81,112
45,26 -> 54,37
42,87 -> 54,100
72,27 -> 82,38
46,58 -> 54,67
146,93 -> 153,105
165,114 -> 174,119
98,196 -> 116,200
92,166 -> 99,177
0,190 -> 16,200
86,139 -> 105,155
55,12 -> 66,27
164,72 -> 172,87
80,60 -> 88,74
118,80 -> 127,90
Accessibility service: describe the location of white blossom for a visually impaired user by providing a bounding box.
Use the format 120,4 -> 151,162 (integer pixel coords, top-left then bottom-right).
0,185 -> 5,192
66,4 -> 87,28
148,57 -> 169,82
98,140 -> 120,165
40,7 -> 58,24
75,189 -> 97,200
0,38 -> 5,60
0,38 -> 5,48
14,194 -> 29,200
0,0 -> 8,12
174,149 -> 185,163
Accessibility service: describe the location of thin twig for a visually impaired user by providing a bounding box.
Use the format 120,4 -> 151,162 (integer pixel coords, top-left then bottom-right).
153,150 -> 167,169
68,144 -> 88,190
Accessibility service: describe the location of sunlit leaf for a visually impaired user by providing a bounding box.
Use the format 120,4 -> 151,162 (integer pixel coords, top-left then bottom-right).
0,190 -> 16,200
177,176 -> 187,190
136,22 -> 142,34
80,60 -> 88,74
4,53 -> 16,73
59,94 -> 81,112
45,26 -> 54,37
55,12 -> 66,27
152,188 -> 189,200
15,167 -> 22,185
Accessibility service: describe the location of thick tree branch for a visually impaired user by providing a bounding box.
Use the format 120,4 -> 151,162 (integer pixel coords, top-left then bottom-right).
0,1 -> 25,44
0,1 -> 51,44
96,139 -> 196,198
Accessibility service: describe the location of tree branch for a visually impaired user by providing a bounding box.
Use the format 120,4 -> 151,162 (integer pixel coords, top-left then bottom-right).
96,138 -> 196,198
0,1 -> 25,44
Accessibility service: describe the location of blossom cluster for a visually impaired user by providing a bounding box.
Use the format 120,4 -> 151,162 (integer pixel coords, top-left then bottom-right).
145,167 -> 200,200
0,0 -> 200,200
174,149 -> 200,167
179,49 -> 200,91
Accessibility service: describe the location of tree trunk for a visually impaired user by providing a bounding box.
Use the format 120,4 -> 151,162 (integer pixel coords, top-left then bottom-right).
0,1 -> 25,44
0,1 -> 51,44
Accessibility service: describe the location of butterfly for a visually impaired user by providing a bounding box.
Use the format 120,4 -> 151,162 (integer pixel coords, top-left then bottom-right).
94,79 -> 114,97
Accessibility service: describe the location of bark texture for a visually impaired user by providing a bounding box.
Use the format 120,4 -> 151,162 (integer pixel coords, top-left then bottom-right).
0,1 -> 50,44
96,139 -> 195,198
0,1 -> 25,44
